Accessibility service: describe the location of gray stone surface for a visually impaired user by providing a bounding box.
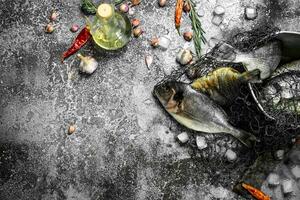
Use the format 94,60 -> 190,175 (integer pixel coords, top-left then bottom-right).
261,145 -> 300,200
0,0 -> 299,199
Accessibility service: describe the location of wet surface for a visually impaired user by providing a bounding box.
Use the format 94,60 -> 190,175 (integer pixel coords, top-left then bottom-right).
0,0 -> 299,199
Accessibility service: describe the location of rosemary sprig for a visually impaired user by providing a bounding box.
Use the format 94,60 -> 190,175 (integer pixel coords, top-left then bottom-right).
114,0 -> 126,5
187,0 -> 206,58
81,0 -> 97,15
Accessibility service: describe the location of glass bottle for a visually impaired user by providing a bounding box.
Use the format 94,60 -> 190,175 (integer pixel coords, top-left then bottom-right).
88,3 -> 132,50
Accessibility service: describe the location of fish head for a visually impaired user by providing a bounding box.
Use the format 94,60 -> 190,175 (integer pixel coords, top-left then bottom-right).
153,81 -> 185,111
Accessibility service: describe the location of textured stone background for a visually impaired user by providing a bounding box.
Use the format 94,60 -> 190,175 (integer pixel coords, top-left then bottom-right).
0,0 -> 299,199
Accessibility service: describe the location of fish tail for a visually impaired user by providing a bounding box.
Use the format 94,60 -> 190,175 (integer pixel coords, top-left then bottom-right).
240,69 -> 261,83
230,129 -> 259,148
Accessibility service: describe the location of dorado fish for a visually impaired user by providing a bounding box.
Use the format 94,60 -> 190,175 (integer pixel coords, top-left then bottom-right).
153,81 -> 258,147
191,67 -> 260,105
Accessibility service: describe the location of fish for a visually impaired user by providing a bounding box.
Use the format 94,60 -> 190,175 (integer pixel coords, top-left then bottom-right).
153,81 -> 258,147
191,67 -> 261,105
260,71 -> 300,115
210,41 -> 282,80
242,183 -> 270,200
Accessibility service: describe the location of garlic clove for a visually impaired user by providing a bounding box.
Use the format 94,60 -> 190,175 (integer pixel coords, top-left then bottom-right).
145,55 -> 153,69
77,54 -> 98,74
176,49 -> 193,65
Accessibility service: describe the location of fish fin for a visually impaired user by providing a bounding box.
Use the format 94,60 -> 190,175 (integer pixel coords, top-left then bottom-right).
240,69 -> 261,83
231,129 -> 259,148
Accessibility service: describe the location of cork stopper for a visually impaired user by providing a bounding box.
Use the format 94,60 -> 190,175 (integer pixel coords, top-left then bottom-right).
97,3 -> 114,19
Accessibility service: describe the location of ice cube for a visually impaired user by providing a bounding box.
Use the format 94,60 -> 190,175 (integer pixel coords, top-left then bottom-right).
214,5 -> 225,15
196,6 -> 204,17
208,37 -> 219,47
212,15 -> 223,26
291,165 -> 300,179
275,150 -> 285,160
225,149 -> 237,162
281,179 -> 294,194
288,149 -> 300,164
245,7 -> 257,20
267,173 -> 280,186
177,132 -> 189,144
196,136 -> 207,150
159,36 -> 171,50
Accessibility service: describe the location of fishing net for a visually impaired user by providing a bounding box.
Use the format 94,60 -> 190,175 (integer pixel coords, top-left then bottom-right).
227,24 -> 280,53
154,25 -> 300,190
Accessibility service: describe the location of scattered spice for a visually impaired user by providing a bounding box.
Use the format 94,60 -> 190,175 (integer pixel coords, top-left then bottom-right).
70,24 -> 79,32
150,37 -> 159,47
183,31 -> 193,41
186,0 -> 206,58
242,183 -> 270,200
81,0 -> 97,15
77,54 -> 98,74
133,28 -> 143,37
131,0 -> 141,6
45,23 -> 54,33
175,0 -> 184,34
119,3 -> 129,13
68,124 -> 76,135
131,18 -> 140,28
49,11 -> 58,21
183,1 -> 191,12
61,26 -> 91,62
158,0 -> 167,7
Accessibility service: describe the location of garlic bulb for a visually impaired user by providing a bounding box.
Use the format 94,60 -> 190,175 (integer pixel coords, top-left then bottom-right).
77,54 -> 98,74
176,49 -> 193,65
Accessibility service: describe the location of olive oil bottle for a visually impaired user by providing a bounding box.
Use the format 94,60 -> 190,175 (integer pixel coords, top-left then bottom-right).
89,3 -> 132,50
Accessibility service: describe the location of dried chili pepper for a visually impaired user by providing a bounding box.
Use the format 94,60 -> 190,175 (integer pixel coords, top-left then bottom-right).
242,183 -> 271,200
61,26 -> 91,62
175,0 -> 184,34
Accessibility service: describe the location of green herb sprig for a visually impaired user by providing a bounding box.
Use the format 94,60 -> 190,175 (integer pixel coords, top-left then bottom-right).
114,0 -> 126,5
81,0 -> 97,15
81,0 -> 126,15
187,0 -> 206,58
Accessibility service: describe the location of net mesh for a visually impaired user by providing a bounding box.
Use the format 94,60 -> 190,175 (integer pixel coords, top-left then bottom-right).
154,25 -> 300,189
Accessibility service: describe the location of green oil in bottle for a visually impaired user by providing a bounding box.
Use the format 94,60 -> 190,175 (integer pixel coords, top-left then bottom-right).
89,4 -> 132,50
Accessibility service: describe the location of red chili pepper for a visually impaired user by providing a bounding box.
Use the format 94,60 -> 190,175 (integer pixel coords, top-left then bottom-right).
61,26 -> 91,62
242,183 -> 271,200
